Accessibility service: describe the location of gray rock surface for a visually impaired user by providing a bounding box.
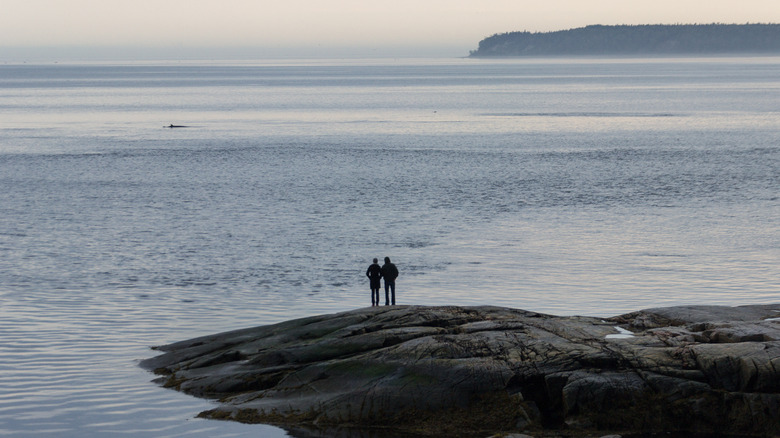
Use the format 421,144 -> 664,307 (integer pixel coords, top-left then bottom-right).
141,304 -> 780,437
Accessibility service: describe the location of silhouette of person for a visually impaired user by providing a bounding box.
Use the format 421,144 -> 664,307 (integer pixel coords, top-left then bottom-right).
366,258 -> 382,306
380,257 -> 399,305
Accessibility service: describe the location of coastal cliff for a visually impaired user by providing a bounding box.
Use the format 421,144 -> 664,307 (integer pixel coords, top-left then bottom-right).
142,304 -> 780,437
469,24 -> 780,57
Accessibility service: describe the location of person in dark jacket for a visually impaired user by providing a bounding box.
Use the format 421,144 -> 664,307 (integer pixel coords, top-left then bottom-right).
380,257 -> 399,305
366,258 -> 382,306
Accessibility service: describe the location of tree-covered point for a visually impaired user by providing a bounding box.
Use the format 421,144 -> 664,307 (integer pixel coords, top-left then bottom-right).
470,24 -> 780,57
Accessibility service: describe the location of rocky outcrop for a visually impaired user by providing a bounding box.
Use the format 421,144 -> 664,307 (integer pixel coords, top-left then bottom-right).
141,304 -> 780,437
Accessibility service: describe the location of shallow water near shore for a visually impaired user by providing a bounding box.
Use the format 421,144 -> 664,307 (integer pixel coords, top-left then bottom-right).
0,56 -> 778,437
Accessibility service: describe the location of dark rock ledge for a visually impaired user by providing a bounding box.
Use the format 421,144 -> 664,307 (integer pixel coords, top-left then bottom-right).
141,304 -> 780,438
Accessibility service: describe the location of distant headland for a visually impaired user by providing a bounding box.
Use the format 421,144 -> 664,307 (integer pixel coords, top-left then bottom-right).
469,23 -> 780,57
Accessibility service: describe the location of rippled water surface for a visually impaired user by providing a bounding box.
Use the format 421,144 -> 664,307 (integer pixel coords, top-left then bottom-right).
0,57 -> 778,437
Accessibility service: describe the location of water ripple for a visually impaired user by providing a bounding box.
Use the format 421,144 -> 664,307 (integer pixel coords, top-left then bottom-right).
2,57 -> 779,437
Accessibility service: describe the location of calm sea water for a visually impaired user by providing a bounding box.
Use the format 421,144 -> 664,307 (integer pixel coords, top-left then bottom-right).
0,57 -> 778,437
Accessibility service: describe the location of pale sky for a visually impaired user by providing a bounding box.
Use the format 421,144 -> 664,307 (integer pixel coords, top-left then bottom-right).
2,0 -> 779,57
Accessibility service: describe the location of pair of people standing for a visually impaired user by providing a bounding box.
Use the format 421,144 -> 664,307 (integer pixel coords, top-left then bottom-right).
366,257 -> 398,306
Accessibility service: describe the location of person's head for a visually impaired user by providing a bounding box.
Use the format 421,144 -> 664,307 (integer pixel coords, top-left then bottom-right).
384,257 -> 391,263
373,258 -> 378,263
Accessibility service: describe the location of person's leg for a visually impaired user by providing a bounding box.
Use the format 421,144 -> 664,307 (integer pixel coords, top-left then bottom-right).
384,283 -> 390,305
390,283 -> 396,305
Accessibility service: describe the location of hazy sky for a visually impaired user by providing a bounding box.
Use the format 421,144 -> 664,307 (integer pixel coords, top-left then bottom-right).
2,0 -> 779,57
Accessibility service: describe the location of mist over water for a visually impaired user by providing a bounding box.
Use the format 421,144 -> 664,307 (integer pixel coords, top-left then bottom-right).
1,57 -> 778,437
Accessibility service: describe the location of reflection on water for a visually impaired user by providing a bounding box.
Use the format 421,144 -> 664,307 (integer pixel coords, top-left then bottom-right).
0,57 -> 778,437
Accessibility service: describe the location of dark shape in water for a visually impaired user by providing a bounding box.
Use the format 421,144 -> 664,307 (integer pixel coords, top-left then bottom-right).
165,124 -> 189,128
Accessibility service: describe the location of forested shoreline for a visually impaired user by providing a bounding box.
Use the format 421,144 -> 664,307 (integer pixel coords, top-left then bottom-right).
470,24 -> 780,56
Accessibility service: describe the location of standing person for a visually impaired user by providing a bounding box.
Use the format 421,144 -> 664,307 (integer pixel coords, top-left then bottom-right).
380,257 -> 399,305
366,258 -> 382,306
